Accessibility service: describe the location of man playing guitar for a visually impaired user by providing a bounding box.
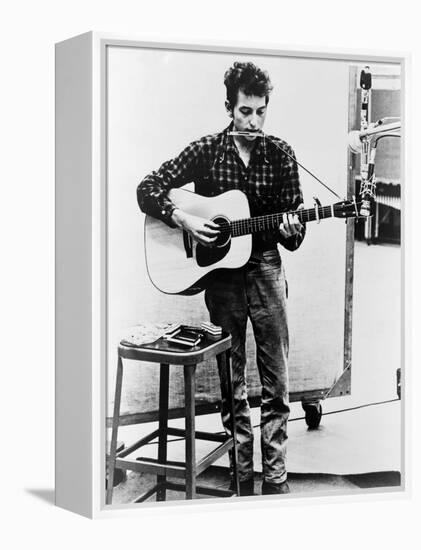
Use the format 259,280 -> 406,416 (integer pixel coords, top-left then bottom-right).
137,61 -> 305,496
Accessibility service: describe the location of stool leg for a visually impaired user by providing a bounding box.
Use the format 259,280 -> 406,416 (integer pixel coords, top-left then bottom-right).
184,365 -> 197,499
106,355 -> 123,505
157,363 -> 170,501
225,350 -> 240,496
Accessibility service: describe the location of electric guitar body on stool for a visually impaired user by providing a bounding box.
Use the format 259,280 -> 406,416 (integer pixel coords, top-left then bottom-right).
144,188 -> 360,295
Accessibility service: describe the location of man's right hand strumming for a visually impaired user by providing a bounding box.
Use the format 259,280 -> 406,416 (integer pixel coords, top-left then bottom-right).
171,208 -> 220,247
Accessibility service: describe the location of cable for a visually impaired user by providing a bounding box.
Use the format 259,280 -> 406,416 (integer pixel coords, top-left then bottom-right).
247,397 -> 400,430
373,134 -> 401,147
229,130 -> 343,200
134,397 -> 400,447
287,397 -> 400,424
264,134 -> 343,200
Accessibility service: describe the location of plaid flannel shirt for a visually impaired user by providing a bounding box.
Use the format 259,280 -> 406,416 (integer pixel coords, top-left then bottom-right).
137,124 -> 306,252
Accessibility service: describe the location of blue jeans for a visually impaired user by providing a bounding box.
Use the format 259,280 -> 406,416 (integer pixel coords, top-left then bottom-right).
205,249 -> 290,484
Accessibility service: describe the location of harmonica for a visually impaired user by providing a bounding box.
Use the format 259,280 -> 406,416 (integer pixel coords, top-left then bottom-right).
228,131 -> 264,137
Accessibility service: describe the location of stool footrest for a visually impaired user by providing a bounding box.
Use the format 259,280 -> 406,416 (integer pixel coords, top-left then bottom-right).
136,456 -> 185,468
133,439 -> 234,478
196,439 -> 233,476
132,481 -> 235,502
115,458 -> 186,479
114,428 -> 234,480
167,426 -> 228,443
132,483 -> 161,503
165,481 -> 235,498
117,429 -> 160,458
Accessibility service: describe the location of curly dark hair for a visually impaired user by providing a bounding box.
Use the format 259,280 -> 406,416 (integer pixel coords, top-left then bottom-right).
224,61 -> 273,109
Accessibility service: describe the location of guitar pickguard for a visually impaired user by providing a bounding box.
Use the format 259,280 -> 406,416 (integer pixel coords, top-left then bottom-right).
196,241 -> 231,267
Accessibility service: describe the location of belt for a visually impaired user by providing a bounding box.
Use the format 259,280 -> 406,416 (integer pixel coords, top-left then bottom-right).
249,248 -> 279,261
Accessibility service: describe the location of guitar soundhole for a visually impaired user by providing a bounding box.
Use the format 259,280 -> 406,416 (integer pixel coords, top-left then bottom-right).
196,216 -> 231,268
212,215 -> 231,248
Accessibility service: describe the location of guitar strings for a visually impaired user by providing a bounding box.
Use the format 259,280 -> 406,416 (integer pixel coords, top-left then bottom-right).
213,202 -> 361,236
214,207 -> 335,236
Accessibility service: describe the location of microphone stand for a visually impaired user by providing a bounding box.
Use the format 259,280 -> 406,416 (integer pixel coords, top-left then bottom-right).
348,66 -> 401,241
230,69 -> 402,227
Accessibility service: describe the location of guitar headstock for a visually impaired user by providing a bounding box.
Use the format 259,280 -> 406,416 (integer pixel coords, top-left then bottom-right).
333,199 -> 364,219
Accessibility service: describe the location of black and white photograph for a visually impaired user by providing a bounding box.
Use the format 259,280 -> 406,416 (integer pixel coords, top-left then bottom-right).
101,42 -> 403,506
4,0 -> 420,546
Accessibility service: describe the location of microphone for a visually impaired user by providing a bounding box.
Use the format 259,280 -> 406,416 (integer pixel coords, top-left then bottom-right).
348,118 -> 401,217
348,121 -> 401,154
348,130 -> 364,154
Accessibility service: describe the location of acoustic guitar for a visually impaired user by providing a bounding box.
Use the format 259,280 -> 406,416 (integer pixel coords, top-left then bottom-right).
144,188 -> 360,295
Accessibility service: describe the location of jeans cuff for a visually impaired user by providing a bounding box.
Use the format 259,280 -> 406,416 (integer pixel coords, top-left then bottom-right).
264,472 -> 287,485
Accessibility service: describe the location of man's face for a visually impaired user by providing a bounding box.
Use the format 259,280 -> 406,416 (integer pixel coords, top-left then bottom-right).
229,90 -> 267,141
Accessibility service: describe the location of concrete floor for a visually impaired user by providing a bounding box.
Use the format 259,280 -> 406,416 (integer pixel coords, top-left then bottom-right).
108,241 -> 402,505
110,466 -> 400,503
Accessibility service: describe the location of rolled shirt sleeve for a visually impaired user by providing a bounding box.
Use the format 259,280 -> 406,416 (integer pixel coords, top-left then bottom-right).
137,141 -> 203,227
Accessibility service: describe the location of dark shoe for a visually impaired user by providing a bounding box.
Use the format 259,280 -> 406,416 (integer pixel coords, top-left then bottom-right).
229,478 -> 255,496
261,480 -> 290,495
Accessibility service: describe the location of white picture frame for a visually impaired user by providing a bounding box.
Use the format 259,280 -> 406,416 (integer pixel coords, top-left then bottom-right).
55,32 -> 407,518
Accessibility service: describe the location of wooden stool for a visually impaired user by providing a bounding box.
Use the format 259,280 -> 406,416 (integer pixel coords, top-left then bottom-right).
106,333 -> 240,504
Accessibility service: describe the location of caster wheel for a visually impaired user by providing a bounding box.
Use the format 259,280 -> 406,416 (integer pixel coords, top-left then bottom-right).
302,402 -> 323,429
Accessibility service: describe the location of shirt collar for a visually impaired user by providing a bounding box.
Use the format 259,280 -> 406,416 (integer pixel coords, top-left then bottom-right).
215,124 -> 232,163
253,132 -> 270,163
217,123 -> 269,164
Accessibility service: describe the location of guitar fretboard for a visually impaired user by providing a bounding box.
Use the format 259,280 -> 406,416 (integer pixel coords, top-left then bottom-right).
229,205 -> 335,237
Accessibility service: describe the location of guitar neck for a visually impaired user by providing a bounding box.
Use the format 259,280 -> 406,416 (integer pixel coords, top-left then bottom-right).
230,205 -> 335,237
